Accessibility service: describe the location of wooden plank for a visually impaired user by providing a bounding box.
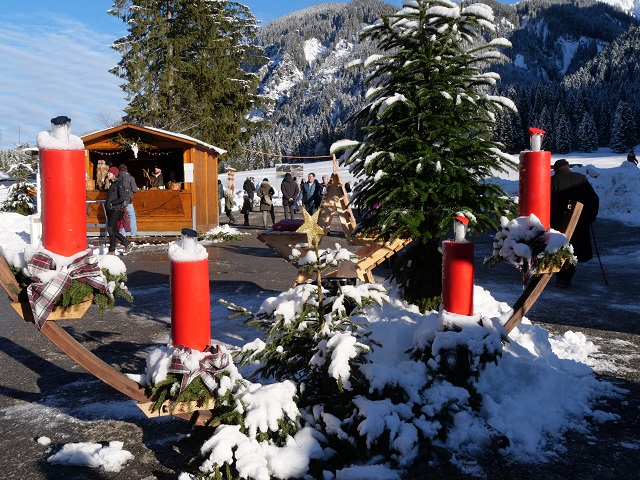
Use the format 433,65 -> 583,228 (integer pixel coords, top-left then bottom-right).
357,237 -> 411,272
11,298 -> 93,324
39,321 -> 149,402
136,399 -> 216,418
503,201 -> 583,334
0,253 -> 21,302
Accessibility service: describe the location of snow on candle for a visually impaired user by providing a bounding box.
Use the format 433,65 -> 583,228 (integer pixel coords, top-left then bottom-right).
36,116 -> 85,150
168,237 -> 208,262
528,126 -> 545,152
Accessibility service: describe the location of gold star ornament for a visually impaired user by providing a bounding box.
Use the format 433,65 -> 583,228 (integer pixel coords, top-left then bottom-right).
296,208 -> 324,248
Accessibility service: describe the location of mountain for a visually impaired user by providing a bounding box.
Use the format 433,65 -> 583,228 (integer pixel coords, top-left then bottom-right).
233,0 -> 640,169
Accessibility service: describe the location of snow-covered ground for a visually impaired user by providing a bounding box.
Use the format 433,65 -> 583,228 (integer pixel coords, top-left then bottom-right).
0,148 -> 638,477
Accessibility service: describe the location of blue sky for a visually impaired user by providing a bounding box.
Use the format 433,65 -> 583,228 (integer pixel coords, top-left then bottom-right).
1,0 -> 500,150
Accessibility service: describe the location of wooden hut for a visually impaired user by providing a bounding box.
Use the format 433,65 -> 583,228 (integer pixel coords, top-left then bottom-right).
82,124 -> 225,235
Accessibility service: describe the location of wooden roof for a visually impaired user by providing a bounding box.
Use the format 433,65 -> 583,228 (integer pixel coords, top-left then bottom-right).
81,124 -> 226,155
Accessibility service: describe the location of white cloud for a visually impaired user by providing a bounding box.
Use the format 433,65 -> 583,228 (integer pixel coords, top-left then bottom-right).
0,12 -> 126,150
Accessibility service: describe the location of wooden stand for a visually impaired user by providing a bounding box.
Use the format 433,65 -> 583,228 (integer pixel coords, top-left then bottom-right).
503,201 -> 583,334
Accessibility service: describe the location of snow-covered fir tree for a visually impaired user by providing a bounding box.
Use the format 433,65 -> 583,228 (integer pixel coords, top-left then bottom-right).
333,0 -> 516,311
610,100 -> 637,153
576,111 -> 599,152
0,144 -> 36,215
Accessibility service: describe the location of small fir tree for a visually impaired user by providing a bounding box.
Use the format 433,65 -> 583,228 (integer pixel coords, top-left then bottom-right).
1,145 -> 37,215
332,0 -> 516,311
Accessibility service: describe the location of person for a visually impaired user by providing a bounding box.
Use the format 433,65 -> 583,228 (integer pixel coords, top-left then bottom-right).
302,173 -> 321,214
280,172 -> 300,220
149,166 -> 164,188
627,149 -> 638,166
243,176 -> 256,205
117,163 -> 139,238
257,178 -> 276,228
218,179 -> 225,215
345,181 -> 352,193
240,194 -> 252,226
224,186 -> 237,225
105,166 -> 134,255
297,178 -> 306,213
550,159 -> 599,287
320,175 -> 330,198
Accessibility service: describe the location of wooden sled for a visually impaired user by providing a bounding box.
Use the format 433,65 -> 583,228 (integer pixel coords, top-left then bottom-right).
0,254 -> 215,426
503,201 -> 583,334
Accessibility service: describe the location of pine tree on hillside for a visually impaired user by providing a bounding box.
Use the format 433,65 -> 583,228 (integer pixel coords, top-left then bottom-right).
555,113 -> 572,154
333,0 -> 516,311
609,101 -> 636,153
576,112 -> 598,152
109,0 -> 267,151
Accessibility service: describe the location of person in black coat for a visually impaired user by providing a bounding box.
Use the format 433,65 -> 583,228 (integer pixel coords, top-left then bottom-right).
105,167 -> 133,255
550,159 -> 599,287
243,176 -> 256,205
280,172 -> 300,220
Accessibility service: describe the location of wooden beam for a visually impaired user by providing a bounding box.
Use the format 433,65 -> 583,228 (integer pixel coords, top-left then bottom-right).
39,321 -> 149,402
503,201 -> 583,334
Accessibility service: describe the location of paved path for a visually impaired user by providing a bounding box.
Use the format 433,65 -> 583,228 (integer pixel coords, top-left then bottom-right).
0,218 -> 637,479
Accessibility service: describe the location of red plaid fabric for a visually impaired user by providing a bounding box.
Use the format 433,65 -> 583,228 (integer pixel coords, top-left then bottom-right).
168,344 -> 230,394
25,250 -> 108,329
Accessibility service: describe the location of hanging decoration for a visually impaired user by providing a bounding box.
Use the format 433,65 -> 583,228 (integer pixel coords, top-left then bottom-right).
109,134 -> 153,157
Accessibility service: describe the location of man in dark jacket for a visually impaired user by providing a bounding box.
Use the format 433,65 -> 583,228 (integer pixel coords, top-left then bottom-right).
551,159 -> 599,287
105,167 -> 133,255
118,163 -> 139,237
302,173 -> 321,214
280,172 -> 300,220
243,176 -> 256,205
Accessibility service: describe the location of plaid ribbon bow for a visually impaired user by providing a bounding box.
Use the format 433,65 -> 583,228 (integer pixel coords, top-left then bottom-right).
25,250 -> 108,329
168,344 -> 230,394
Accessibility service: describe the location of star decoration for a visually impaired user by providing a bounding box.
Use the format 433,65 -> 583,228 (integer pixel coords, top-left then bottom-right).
296,208 -> 324,248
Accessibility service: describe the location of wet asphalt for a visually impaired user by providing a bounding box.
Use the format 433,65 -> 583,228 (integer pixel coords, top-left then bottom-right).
0,215 -> 637,479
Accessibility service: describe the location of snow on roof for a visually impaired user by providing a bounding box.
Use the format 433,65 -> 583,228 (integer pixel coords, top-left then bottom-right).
83,125 -> 227,156
143,126 -> 227,156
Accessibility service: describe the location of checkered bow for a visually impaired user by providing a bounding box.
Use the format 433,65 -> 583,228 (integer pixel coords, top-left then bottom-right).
168,344 -> 230,394
25,250 -> 108,329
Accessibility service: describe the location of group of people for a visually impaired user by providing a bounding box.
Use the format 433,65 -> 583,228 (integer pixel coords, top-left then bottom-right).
229,172 -> 332,228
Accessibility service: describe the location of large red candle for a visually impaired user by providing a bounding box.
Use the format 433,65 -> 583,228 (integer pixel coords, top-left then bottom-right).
170,256 -> 211,352
442,240 -> 474,316
40,149 -> 87,256
519,150 -> 551,229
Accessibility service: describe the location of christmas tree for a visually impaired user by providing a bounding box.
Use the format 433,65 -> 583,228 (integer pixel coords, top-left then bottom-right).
333,0 -> 517,311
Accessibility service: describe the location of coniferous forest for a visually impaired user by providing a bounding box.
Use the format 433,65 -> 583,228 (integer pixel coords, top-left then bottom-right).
232,0 -> 640,170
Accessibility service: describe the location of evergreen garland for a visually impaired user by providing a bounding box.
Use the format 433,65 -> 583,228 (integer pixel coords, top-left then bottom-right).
199,230 -> 244,242
11,266 -> 133,312
484,218 -> 578,283
147,374 -> 215,415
